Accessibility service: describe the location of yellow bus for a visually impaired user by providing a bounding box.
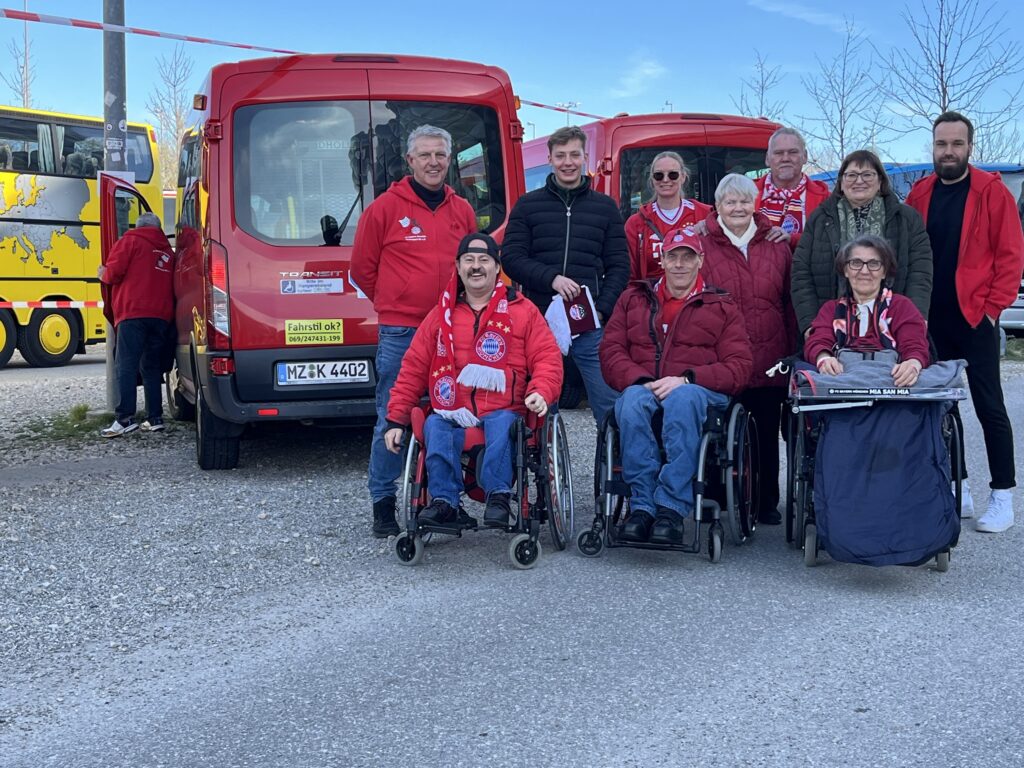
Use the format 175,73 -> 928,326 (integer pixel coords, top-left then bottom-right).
0,105 -> 162,368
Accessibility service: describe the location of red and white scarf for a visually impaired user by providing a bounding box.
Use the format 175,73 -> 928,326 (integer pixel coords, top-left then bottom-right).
759,174 -> 807,236
429,273 -> 513,427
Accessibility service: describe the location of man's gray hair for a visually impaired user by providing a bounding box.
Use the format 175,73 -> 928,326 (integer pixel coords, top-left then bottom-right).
137,212 -> 162,229
767,126 -> 807,155
714,173 -> 758,205
406,125 -> 452,156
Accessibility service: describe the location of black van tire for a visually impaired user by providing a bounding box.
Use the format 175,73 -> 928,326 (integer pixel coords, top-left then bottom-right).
17,309 -> 79,367
195,382 -> 240,470
0,311 -> 16,369
166,361 -> 196,422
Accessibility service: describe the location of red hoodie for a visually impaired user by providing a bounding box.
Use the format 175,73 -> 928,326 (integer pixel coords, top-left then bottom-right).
101,226 -> 175,324
351,177 -> 477,327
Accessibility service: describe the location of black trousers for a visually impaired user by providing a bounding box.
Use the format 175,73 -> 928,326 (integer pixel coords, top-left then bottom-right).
931,309 -> 1016,489
740,386 -> 788,511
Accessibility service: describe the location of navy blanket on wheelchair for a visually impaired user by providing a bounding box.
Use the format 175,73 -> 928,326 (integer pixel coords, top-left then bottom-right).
813,401 -> 960,566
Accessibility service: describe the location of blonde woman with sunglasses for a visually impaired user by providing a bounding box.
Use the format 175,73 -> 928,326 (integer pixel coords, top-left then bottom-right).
625,151 -> 711,279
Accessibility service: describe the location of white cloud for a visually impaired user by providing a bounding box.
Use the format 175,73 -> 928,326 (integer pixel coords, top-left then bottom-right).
747,0 -> 850,34
609,56 -> 667,99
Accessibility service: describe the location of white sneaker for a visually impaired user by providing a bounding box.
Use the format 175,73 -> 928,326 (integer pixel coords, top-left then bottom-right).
100,418 -> 138,438
957,478 -> 974,518
975,490 -> 1014,533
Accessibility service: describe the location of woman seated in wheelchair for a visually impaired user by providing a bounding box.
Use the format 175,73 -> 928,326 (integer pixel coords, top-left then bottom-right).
599,227 -> 753,544
383,233 -> 563,528
804,234 -> 929,385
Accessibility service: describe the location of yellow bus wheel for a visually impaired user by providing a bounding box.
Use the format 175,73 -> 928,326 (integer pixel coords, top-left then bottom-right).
17,309 -> 80,367
0,311 -> 16,369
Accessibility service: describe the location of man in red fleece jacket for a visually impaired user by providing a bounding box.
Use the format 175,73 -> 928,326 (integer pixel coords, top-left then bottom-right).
351,124 -> 478,538
97,212 -> 175,437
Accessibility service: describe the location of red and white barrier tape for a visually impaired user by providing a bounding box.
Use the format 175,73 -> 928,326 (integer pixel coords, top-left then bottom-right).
0,8 -> 304,55
0,300 -> 103,309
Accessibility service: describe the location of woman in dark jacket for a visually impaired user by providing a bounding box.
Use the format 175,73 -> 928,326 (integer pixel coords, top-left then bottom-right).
791,150 -> 932,335
701,173 -> 796,525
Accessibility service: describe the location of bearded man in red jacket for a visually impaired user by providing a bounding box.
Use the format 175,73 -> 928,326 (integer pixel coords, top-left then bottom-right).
383,233 -> 563,529
599,228 -> 753,544
97,212 -> 175,437
351,125 -> 478,538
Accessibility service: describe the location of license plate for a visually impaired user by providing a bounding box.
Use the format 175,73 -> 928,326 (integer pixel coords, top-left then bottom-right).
276,360 -> 370,386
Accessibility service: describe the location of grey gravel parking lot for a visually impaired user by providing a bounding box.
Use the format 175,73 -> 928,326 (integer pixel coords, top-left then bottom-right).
1,346 -> 1023,768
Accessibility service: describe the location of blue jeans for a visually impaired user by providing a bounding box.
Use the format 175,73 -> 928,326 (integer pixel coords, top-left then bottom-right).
422,410 -> 518,507
114,317 -> 170,423
571,327 -> 618,426
614,383 -> 729,517
368,324 -> 415,502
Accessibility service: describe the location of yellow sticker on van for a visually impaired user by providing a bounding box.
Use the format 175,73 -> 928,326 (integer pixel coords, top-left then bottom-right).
285,319 -> 344,345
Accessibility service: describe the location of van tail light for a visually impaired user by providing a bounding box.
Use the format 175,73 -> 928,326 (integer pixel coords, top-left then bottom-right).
209,357 -> 235,376
205,239 -> 231,350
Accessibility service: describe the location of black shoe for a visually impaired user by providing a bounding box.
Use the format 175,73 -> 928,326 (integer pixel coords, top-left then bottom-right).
620,510 -> 655,542
372,496 -> 400,538
484,492 -> 512,528
418,498 -> 458,526
649,509 -> 685,545
758,505 -> 782,526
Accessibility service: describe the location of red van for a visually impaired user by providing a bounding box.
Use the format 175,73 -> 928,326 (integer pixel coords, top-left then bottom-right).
102,54 -> 524,469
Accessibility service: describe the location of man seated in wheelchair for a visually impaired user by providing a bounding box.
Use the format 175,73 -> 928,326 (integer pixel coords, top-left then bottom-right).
599,227 -> 753,544
804,234 -> 930,385
383,233 -> 563,528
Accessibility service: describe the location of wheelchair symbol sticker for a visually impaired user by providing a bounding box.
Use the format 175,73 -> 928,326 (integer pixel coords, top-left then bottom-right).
434,375 -> 456,406
476,331 -> 506,362
569,304 -> 587,321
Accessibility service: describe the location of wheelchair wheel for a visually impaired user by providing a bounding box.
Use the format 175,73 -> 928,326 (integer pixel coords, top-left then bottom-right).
803,523 -> 818,567
708,523 -> 723,564
935,549 -> 951,573
509,533 -> 542,570
577,529 -> 603,557
398,434 -> 421,531
945,413 -> 963,519
545,412 -> 575,551
394,531 -> 424,566
787,415 -> 809,550
725,405 -> 758,545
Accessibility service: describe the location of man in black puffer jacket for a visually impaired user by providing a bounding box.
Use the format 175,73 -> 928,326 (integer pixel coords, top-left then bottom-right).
502,125 -> 629,425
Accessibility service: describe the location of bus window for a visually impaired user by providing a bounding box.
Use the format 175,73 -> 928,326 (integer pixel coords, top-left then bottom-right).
370,101 -> 506,233
233,101 -> 373,246
618,147 -> 703,219
0,115 -> 51,173
58,123 -> 154,182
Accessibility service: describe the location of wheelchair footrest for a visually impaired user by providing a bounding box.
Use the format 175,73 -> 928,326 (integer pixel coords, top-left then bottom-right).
417,515 -> 478,535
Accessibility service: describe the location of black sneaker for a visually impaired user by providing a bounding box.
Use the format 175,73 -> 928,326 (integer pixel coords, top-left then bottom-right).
619,510 -> 655,542
483,492 -> 512,528
371,496 -> 400,538
649,509 -> 685,545
418,498 -> 458,526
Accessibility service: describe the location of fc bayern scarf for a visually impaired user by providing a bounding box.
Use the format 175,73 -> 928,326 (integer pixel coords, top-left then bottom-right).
429,273 -> 512,427
759,174 -> 807,236
832,287 -> 896,352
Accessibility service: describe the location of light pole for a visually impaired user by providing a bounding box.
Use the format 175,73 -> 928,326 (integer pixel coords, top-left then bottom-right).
555,101 -> 580,126
664,100 -> 673,113
526,121 -> 536,140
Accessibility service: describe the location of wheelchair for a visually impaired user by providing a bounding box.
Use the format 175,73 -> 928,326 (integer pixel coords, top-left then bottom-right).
576,398 -> 758,562
393,406 -> 574,569
785,364 -> 965,570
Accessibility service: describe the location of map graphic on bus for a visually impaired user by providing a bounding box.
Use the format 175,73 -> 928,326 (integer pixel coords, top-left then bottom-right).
0,174 -> 91,266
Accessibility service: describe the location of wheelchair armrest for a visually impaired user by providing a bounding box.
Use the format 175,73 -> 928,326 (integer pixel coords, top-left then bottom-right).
411,407 -> 426,442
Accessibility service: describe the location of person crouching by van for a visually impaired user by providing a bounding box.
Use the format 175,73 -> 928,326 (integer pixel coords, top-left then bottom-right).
351,125 -> 478,538
97,212 -> 175,437
382,234 -> 562,527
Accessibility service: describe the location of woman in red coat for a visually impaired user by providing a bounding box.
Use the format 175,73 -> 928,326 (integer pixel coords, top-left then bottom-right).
701,173 -> 797,525
624,151 -> 712,280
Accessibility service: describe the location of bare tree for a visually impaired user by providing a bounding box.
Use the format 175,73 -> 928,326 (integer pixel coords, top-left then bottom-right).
973,124 -> 1024,163
877,0 -> 1024,139
146,45 -> 195,190
1,10 -> 34,108
799,20 -> 888,168
732,50 -> 787,121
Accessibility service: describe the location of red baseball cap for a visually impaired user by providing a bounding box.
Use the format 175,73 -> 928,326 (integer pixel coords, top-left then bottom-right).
663,226 -> 704,256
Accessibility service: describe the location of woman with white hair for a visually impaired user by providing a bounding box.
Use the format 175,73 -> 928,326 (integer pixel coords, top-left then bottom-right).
700,173 -> 797,526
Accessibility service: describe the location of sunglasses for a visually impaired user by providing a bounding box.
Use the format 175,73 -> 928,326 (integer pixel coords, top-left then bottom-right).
652,170 -> 681,181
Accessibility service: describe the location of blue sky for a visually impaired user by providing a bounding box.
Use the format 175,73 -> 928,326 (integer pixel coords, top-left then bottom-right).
3,0 -> 1023,164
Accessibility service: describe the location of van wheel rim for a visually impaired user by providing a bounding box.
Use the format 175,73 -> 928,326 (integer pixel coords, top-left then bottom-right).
39,315 -> 72,355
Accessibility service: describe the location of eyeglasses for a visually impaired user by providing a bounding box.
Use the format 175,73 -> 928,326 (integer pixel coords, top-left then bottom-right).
842,171 -> 878,182
846,258 -> 883,272
652,170 -> 681,181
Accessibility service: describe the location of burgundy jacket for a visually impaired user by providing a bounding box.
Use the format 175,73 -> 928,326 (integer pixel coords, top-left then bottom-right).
599,279 -> 753,396
701,213 -> 797,388
804,293 -> 930,368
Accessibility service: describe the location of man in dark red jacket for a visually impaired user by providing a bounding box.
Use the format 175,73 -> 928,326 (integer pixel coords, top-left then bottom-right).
383,234 -> 562,528
599,228 -> 753,544
351,125 -> 478,538
906,111 -> 1024,533
97,212 -> 174,437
